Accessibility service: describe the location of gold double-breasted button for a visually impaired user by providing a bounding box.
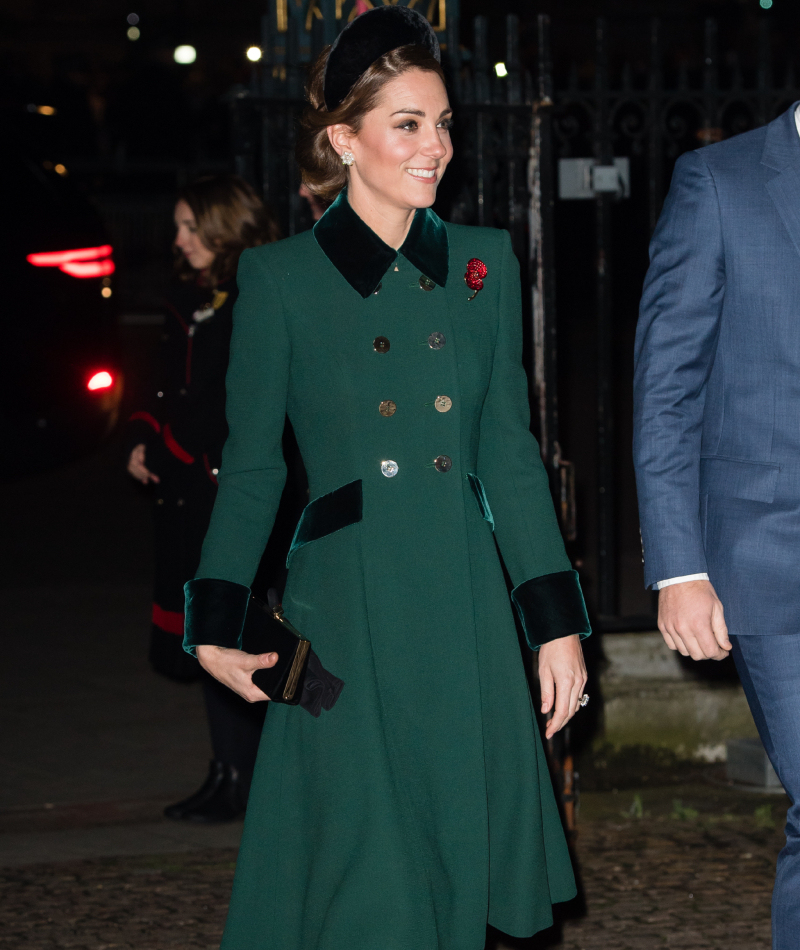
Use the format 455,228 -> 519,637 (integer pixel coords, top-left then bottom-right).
435,395 -> 452,413
373,336 -> 390,353
428,332 -> 446,350
434,455 -> 452,473
379,400 -> 397,417
419,275 -> 436,292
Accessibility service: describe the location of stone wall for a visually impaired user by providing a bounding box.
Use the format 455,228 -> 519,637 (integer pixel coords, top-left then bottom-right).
599,633 -> 757,761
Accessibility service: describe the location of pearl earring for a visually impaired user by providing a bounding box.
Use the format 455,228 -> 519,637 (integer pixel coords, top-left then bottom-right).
341,151 -> 354,167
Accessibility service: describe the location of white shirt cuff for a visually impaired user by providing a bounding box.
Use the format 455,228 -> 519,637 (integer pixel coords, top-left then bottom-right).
654,573 -> 710,590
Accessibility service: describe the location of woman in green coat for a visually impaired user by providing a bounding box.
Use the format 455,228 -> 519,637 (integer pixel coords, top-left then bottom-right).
184,8 -> 591,949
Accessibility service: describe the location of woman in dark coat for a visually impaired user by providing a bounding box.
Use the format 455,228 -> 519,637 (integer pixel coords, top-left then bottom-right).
126,175 -> 293,821
184,8 -> 591,949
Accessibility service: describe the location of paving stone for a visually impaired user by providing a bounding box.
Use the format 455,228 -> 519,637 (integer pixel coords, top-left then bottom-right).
0,807 -> 781,950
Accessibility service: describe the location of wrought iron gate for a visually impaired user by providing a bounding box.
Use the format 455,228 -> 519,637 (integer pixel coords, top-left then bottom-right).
231,3 -> 800,629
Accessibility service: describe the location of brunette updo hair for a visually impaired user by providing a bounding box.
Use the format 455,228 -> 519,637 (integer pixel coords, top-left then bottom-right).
174,174 -> 281,287
296,43 -> 446,203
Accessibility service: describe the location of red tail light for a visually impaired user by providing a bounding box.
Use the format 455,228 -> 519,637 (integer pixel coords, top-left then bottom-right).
61,259 -> 115,277
27,245 -> 115,278
87,371 -> 114,391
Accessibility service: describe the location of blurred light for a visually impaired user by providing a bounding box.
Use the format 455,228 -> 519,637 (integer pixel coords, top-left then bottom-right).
127,12 -> 139,24
247,46 -> 263,62
174,45 -> 197,64
54,163 -> 67,176
61,259 -> 115,278
28,104 -> 56,115
27,245 -> 115,278
88,371 -> 114,391
760,0 -> 773,7
494,62 -> 508,78
28,245 -> 112,266
101,286 -> 113,298
127,26 -> 140,41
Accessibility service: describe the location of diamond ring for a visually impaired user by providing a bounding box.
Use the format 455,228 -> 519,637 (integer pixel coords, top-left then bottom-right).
579,693 -> 590,708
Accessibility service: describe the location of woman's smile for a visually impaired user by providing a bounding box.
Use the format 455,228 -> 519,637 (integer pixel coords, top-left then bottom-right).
405,167 -> 438,182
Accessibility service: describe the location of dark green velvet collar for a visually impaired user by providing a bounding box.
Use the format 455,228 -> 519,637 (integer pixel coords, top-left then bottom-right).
313,189 -> 449,298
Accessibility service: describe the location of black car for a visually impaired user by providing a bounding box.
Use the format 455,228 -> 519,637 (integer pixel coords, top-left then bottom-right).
0,149 -> 122,478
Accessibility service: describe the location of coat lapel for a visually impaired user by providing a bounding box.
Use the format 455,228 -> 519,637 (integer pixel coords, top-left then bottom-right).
763,103 -> 800,261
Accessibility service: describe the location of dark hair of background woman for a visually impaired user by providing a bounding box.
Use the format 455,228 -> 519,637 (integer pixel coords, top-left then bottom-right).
174,174 -> 281,286
296,44 -> 446,203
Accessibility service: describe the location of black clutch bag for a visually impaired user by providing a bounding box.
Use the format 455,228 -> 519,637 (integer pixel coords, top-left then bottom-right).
241,593 -> 311,705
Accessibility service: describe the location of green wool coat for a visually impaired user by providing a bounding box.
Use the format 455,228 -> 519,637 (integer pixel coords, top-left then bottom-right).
187,191 -> 590,950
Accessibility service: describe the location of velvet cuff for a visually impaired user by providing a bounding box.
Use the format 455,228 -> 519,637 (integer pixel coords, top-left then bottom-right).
183,577 -> 251,656
511,569 -> 592,651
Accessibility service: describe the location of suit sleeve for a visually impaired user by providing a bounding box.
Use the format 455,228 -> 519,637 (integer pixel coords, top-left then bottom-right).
633,150 -> 724,589
477,232 -> 590,649
184,249 -> 290,654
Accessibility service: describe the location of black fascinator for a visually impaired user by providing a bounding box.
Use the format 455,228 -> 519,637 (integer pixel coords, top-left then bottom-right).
323,5 -> 440,111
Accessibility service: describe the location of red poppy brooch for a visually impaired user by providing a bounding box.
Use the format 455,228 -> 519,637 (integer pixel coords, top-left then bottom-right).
465,258 -> 487,301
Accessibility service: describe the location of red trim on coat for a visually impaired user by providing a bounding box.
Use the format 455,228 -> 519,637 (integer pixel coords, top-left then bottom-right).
162,423 -> 195,465
152,603 -> 185,636
165,300 -> 188,332
129,411 -> 161,433
203,453 -> 219,485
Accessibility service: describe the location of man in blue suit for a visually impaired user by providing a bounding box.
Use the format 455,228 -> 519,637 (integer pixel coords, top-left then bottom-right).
634,102 -> 800,947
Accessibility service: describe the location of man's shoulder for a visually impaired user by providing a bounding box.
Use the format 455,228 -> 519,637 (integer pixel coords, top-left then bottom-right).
700,124 -> 768,164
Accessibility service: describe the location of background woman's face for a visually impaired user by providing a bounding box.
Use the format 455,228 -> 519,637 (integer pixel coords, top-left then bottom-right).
347,69 -> 453,212
174,200 -> 216,271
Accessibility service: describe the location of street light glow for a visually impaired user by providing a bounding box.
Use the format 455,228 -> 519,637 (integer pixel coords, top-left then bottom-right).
247,46 -> 263,62
494,62 -> 508,78
760,0 -> 773,7
174,45 -> 197,65
127,26 -> 140,41
127,12 -> 139,25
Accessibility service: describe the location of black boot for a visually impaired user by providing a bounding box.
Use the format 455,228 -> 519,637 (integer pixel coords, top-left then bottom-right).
164,760 -> 249,822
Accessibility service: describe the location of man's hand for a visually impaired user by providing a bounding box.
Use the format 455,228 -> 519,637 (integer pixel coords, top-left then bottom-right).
658,579 -> 731,661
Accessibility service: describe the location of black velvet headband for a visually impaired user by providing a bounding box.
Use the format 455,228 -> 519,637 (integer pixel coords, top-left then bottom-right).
323,5 -> 441,111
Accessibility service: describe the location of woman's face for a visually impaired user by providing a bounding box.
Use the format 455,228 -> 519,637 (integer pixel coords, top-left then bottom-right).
174,200 -> 216,271
336,69 -> 453,213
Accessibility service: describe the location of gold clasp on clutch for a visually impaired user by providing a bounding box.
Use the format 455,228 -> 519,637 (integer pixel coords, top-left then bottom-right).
271,601 -> 310,701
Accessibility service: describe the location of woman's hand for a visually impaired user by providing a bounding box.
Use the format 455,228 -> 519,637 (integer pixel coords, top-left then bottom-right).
127,443 -> 160,484
537,633 -> 588,740
196,644 -> 279,703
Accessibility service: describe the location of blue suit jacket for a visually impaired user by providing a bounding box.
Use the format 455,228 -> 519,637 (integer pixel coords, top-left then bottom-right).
634,103 -> 800,636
